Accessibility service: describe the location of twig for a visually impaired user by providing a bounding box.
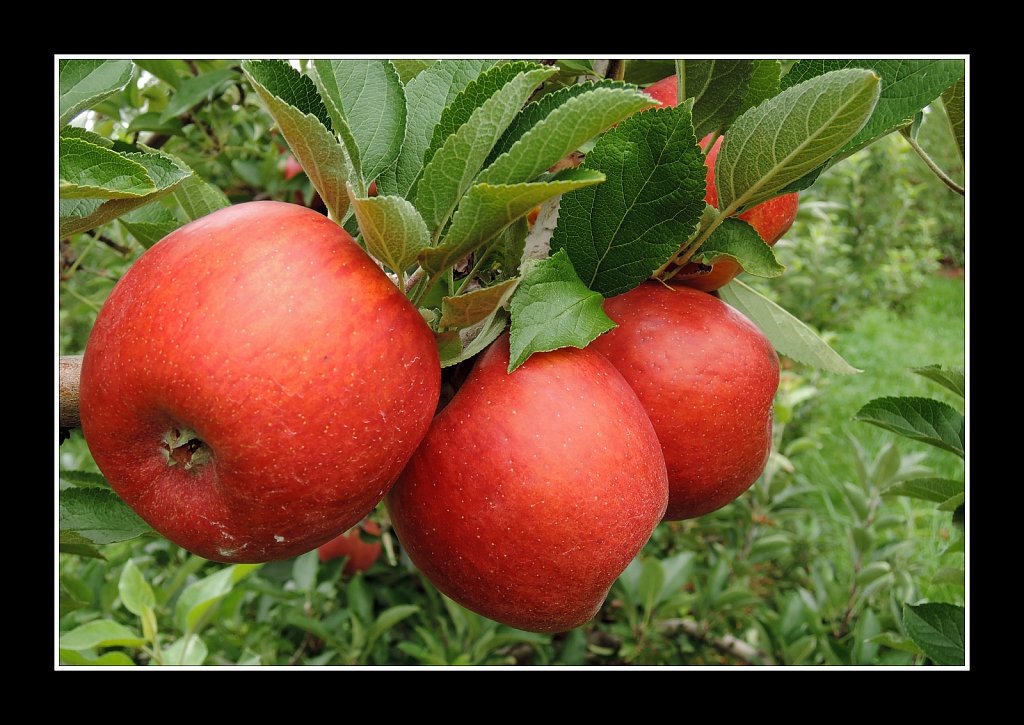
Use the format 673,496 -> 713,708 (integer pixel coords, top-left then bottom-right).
904,134 -> 965,197
88,230 -> 131,255
59,355 -> 83,431
658,618 -> 768,664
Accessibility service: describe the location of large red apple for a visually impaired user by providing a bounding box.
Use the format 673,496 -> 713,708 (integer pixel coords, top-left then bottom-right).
318,520 -> 382,576
387,334 -> 668,633
645,75 -> 799,291
78,201 -> 440,563
589,282 -> 779,521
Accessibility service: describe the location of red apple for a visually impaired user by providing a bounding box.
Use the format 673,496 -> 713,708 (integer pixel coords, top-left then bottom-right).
318,520 -> 382,575
387,334 -> 668,633
644,76 -> 799,291
282,154 -> 304,181
78,201 -> 440,563
589,282 -> 779,521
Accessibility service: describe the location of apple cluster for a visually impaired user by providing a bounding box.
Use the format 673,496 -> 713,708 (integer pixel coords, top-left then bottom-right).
78,79 -> 784,632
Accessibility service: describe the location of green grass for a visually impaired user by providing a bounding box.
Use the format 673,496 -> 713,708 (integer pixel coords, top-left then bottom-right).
794,275 -> 965,485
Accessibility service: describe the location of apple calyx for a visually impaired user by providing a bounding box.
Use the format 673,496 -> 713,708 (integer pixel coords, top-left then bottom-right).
160,427 -> 211,471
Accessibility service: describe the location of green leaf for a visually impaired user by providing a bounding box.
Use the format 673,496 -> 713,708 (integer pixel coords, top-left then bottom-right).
133,59 -> 186,88
937,492 -> 966,512
415,65 -> 556,233
738,60 -> 781,115
716,68 -> 881,212
59,620 -> 146,650
637,557 -> 665,613
883,477 -> 964,503
439,309 -> 509,368
782,60 -> 966,162
932,567 -> 965,586
903,603 -> 965,665
478,82 -> 655,186
391,59 -> 435,84
718,281 -> 860,374
855,561 -> 892,586
59,487 -> 152,545
172,173 -> 229,221
59,147 -> 192,237
242,60 -> 353,221
292,550 -> 319,592
58,59 -> 134,126
60,577 -> 90,616
867,632 -> 924,656
854,397 -> 965,458
59,125 -> 115,148
59,530 -> 105,559
119,202 -> 182,248
350,192 -> 430,275
159,68 -> 236,123
366,605 -> 420,650
440,278 -> 519,329
941,77 -> 966,163
60,649 -> 136,666
425,61 -> 538,174
347,573 -> 373,624
684,59 -> 754,137
59,470 -> 110,489
162,636 -> 209,666
694,217 -> 785,278
174,564 -> 262,633
422,169 -> 605,276
379,60 -> 493,197
913,364 -> 965,399
507,249 -> 616,372
551,104 -> 706,297
126,111 -> 184,135
118,559 -> 156,616
310,60 -> 406,183
59,136 -> 156,199
487,79 -> 625,166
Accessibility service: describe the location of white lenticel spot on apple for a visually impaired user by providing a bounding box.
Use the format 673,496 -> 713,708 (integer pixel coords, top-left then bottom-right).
274,535 -> 285,542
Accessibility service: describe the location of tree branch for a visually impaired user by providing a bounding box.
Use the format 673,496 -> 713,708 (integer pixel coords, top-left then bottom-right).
60,355 -> 83,441
657,618 -> 769,664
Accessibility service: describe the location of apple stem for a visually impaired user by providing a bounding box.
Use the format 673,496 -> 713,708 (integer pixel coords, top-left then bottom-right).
903,134 -> 965,196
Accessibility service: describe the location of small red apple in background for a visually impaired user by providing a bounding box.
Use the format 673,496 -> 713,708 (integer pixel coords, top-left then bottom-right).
388,334 -> 668,633
644,75 -> 799,291
282,154 -> 304,181
79,201 -> 441,563
589,282 -> 779,521
318,520 -> 382,575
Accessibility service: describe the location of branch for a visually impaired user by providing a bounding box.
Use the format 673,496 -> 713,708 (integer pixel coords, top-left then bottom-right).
904,134 -> 965,197
60,355 -> 83,442
657,618 -> 769,664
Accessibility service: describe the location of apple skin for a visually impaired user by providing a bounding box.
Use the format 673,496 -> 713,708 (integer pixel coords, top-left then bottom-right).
644,76 -> 799,291
589,282 -> 779,521
282,154 -> 304,181
387,334 -> 669,633
318,520 -> 382,576
79,201 -> 441,563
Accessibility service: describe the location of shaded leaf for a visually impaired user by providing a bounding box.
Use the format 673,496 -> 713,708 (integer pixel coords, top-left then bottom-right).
694,217 -> 785,278
59,488 -> 152,545
854,396 -> 965,458
903,603 -> 965,665
422,169 -> 605,276
441,278 -> 519,329
913,364 -> 965,399
59,59 -> 134,126
718,280 -> 860,374
350,193 -> 430,275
